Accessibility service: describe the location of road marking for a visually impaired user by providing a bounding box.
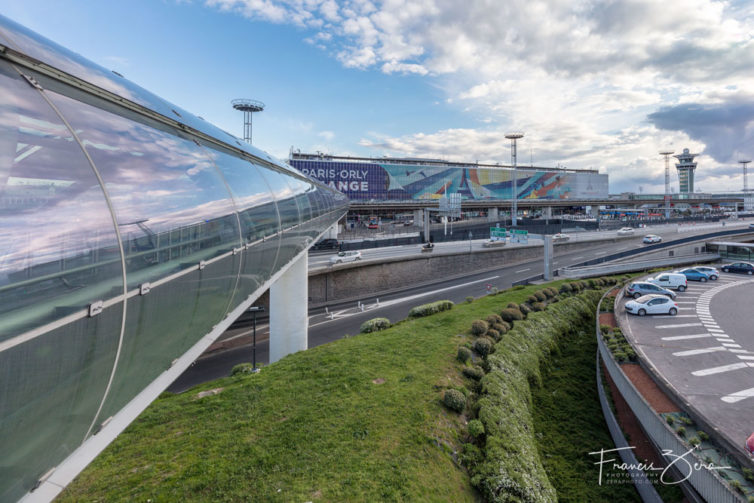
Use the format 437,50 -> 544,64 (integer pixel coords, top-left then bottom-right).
723,343 -> 742,348
730,349 -> 752,354
673,347 -> 727,356
675,301 -> 696,304
515,268 -> 531,273
656,323 -> 703,329
571,256 -> 584,260
738,355 -> 754,360
661,334 -> 711,341
707,328 -> 724,333
654,315 -> 697,318
722,387 -> 754,403
678,308 -> 695,311
692,362 -> 749,376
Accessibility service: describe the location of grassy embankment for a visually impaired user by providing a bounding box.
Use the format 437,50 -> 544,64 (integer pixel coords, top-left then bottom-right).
60,280 -> 633,502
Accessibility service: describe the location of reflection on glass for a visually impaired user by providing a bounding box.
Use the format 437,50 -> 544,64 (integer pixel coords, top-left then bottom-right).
0,60 -> 122,339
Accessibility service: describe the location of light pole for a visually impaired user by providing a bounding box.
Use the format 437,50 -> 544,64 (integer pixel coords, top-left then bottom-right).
741,160 -> 751,193
505,132 -> 524,227
248,306 -> 264,372
660,150 -> 674,219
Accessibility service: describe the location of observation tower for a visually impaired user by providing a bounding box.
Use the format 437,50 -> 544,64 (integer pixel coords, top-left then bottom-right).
232,99 -> 265,144
673,148 -> 698,194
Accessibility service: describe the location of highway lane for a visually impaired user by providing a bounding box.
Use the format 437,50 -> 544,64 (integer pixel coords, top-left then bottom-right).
168,220 -> 751,393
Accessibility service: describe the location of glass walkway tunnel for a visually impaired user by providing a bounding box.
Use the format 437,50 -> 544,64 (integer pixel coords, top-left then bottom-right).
0,14 -> 348,502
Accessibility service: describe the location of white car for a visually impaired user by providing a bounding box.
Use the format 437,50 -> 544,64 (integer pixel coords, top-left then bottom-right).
552,233 -> 570,242
617,227 -> 635,236
648,272 -> 688,291
642,234 -> 662,244
483,239 -> 506,248
330,250 -> 362,264
625,294 -> 678,316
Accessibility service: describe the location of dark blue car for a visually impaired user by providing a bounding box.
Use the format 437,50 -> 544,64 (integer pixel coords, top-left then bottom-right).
721,262 -> 754,275
677,268 -> 712,282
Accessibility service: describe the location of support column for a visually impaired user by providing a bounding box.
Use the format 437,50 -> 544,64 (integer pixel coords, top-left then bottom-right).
423,209 -> 431,243
487,207 -> 499,222
269,251 -> 308,363
543,206 -> 552,219
543,235 -> 554,281
413,209 -> 423,225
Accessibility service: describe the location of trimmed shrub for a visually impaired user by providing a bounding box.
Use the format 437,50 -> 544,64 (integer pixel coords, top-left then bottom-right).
512,285 -> 525,290
506,302 -> 519,309
443,389 -> 466,413
534,291 -> 547,302
457,346 -> 473,363
473,337 -> 494,357
468,419 -> 485,438
600,324 -> 612,335
359,317 -> 391,333
470,320 -> 489,336
666,416 -> 674,425
500,308 -> 524,322
490,287 -> 499,295
462,365 -> 485,380
559,283 -> 573,293
518,303 -> 531,315
409,300 -> 454,318
465,296 -> 475,304
587,279 -> 596,289
486,314 -> 503,325
527,295 -> 538,304
486,329 -> 501,341
492,322 -> 508,335
677,426 -> 686,437
531,302 -> 546,312
688,436 -> 700,447
698,431 -> 709,441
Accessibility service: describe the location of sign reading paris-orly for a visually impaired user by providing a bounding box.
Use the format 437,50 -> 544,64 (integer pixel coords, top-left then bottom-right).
290,159 -> 609,201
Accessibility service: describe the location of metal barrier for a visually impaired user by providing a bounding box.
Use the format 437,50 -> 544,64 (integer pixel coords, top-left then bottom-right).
561,253 -> 720,278
597,290 -> 743,502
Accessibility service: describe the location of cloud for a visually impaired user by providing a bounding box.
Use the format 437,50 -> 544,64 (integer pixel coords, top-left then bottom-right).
318,130 -> 335,141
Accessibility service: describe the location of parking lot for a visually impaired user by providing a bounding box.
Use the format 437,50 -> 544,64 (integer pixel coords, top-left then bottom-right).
618,271 -> 754,451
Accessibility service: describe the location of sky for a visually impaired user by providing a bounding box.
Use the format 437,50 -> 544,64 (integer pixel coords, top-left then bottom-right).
1,0 -> 753,194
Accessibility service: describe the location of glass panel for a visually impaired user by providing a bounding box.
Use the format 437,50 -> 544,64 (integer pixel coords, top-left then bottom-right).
263,168 -> 303,268
45,91 -> 242,419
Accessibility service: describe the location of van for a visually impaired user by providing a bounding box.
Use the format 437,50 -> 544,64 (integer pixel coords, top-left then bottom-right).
648,273 -> 688,291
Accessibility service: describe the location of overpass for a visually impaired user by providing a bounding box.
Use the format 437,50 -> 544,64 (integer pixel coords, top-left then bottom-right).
0,14 -> 346,503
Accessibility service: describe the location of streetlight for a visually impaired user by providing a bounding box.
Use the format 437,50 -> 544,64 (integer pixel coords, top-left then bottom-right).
248,306 -> 264,372
505,132 -> 524,227
660,150 -> 674,220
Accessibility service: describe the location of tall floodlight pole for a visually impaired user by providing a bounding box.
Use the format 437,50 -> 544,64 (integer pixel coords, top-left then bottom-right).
660,151 -> 674,219
741,160 -> 752,193
505,132 -> 524,227
232,99 -> 265,144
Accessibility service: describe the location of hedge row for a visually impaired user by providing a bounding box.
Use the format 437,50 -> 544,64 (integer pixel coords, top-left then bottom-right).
408,300 -> 454,318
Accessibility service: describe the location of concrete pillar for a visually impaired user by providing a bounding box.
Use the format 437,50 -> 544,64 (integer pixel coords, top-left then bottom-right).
487,207 -> 499,222
413,209 -> 423,225
423,209 -> 431,243
544,206 -> 552,219
269,251 -> 308,363
325,223 -> 338,239
543,235 -> 554,280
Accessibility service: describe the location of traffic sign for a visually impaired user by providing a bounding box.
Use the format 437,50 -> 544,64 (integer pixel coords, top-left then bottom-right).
490,227 -> 507,241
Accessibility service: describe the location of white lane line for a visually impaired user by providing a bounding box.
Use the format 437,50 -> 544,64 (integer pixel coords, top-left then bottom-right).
662,334 -> 712,341
656,323 -> 703,329
678,308 -> 695,311
707,328 -> 724,333
594,251 -> 607,256
692,362 -> 750,376
730,349 -> 752,354
722,387 -> 754,403
715,338 -> 735,343
675,301 -> 697,304
738,355 -> 754,360
571,256 -> 584,260
515,268 -> 531,273
654,315 -> 698,319
723,343 -> 742,348
673,347 -> 727,356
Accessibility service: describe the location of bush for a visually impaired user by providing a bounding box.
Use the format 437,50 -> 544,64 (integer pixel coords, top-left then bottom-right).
600,324 -> 612,335
547,287 -> 559,297
409,300 -> 454,318
468,419 -> 485,438
531,302 -> 546,312
559,283 -> 573,293
500,308 -> 524,322
697,430 -> 709,441
527,295 -> 538,304
470,320 -> 489,336
465,296 -> 475,303
688,436 -> 700,447
743,467 -> 753,482
473,337 -> 494,357
443,389 -> 466,413
534,291 -> 547,302
587,279 -> 596,289
359,317 -> 391,333
492,322 -> 508,335
512,285 -> 525,290
506,302 -> 519,309
462,366 -> 485,380
666,416 -> 674,425
486,314 -> 503,325
518,303 -> 531,315
677,426 -> 686,437
486,329 -> 501,341
457,346 -> 473,363
231,363 -> 256,376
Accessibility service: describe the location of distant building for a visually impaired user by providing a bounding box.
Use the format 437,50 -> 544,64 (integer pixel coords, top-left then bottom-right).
674,148 -> 698,193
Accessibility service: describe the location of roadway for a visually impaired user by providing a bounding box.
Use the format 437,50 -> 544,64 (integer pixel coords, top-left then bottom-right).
168,220 -> 751,393
618,273 -> 754,456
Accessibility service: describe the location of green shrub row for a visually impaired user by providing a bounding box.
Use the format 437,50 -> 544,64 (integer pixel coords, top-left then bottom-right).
408,300 -> 454,318
359,317 -> 391,333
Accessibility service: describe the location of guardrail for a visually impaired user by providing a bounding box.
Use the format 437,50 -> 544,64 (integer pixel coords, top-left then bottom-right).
598,289 -> 743,503
560,253 -> 720,278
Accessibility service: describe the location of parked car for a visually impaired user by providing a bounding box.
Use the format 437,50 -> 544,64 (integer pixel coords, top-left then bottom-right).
552,233 -> 570,242
483,239 -> 506,248
329,251 -> 362,264
625,294 -> 678,316
625,281 -> 677,299
367,223 -> 379,229
721,262 -> 754,275
694,266 -> 719,280
311,238 -> 339,250
648,272 -> 688,291
403,219 -> 414,226
749,222 -> 754,229
677,267 -> 712,282
617,227 -> 635,236
642,234 -> 662,244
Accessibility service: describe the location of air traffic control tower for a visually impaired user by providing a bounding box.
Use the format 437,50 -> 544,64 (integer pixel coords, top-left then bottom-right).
674,148 -> 698,193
